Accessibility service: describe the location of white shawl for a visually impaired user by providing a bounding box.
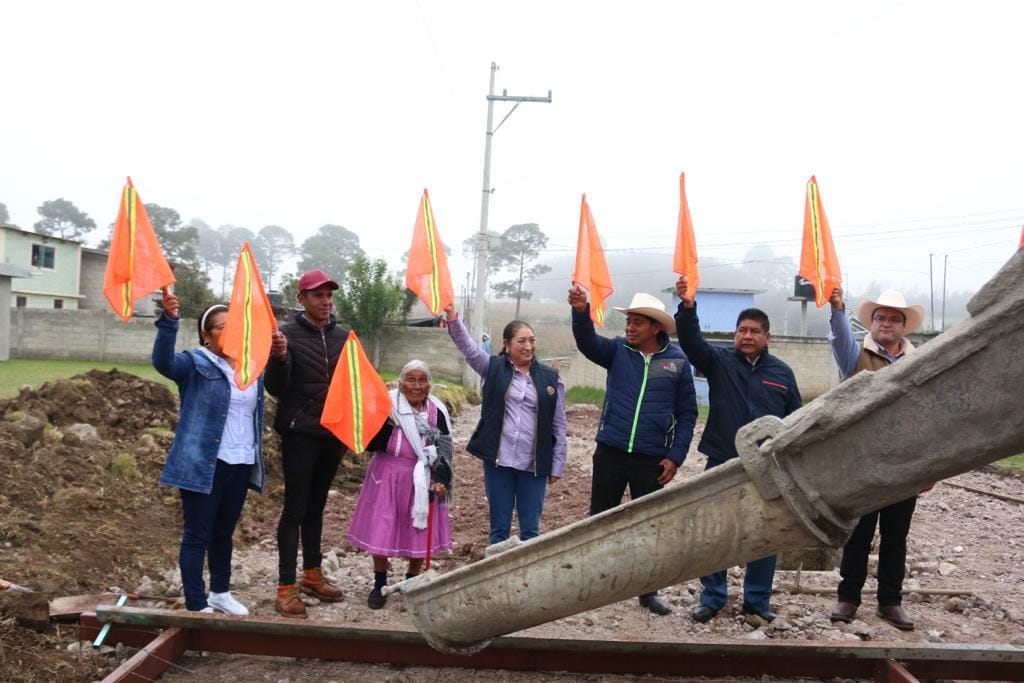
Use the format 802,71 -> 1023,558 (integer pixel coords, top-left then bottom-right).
388,388 -> 451,529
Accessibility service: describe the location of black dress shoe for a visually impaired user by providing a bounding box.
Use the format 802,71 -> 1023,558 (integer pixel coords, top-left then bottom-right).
741,604 -> 777,622
367,588 -> 386,610
690,604 -> 719,623
877,605 -> 914,631
830,601 -> 858,623
638,593 -> 672,615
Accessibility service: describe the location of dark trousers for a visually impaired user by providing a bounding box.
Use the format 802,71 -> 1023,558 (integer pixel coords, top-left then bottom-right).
179,460 -> 250,611
589,442 -> 664,516
698,458 -> 777,612
482,463 -> 548,544
590,442 -> 665,598
838,495 -> 918,607
276,432 -> 343,584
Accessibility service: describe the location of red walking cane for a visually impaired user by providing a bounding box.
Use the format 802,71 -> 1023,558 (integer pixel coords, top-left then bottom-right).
424,491 -> 435,571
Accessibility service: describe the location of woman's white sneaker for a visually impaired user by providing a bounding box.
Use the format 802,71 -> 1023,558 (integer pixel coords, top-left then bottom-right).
207,592 -> 249,616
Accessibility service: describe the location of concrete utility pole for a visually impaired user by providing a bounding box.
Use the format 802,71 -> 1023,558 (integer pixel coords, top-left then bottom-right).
470,62 -> 551,381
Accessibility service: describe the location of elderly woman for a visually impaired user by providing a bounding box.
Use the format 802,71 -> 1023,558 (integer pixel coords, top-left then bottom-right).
347,360 -> 453,609
444,304 -> 567,546
152,289 -> 285,614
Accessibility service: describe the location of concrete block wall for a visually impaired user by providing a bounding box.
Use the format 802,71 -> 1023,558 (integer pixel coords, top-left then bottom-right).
378,326 -> 464,382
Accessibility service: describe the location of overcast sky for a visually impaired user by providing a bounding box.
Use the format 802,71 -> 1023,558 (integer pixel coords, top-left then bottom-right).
3,0 -> 1022,300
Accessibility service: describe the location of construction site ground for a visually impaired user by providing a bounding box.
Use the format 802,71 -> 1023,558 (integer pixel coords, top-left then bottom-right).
1,370 -> 1022,682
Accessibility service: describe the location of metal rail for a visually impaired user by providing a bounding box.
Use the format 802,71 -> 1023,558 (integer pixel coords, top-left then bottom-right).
84,606 -> 1024,682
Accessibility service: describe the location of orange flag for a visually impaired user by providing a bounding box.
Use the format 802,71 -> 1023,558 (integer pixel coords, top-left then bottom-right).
799,175 -> 842,308
221,242 -> 278,390
673,172 -> 700,290
321,330 -> 391,453
102,177 -> 175,321
573,194 -> 614,327
1018,225 -> 1023,250
405,189 -> 454,315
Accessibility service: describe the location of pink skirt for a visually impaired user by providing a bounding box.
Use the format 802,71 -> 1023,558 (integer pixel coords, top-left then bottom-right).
347,449 -> 452,558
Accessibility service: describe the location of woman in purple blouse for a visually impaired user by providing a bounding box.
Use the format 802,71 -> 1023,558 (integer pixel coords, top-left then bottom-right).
444,305 -> 567,546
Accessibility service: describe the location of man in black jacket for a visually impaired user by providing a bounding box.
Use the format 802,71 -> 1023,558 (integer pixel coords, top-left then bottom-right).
265,269 -> 349,618
675,275 -> 802,624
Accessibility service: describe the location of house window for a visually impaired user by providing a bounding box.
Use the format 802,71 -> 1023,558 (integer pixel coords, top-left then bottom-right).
16,296 -> 26,307
54,299 -> 63,309
31,244 -> 56,269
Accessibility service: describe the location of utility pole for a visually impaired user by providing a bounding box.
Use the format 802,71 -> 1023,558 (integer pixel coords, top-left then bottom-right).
941,254 -> 949,332
929,253 -> 935,332
470,62 -> 552,383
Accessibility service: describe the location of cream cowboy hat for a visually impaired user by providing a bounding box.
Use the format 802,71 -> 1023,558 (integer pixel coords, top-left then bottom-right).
613,293 -> 675,333
856,290 -> 925,334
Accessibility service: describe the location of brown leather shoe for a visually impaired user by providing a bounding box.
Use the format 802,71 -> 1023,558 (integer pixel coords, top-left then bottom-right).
275,584 -> 307,619
830,601 -> 858,623
877,605 -> 915,631
300,567 -> 344,602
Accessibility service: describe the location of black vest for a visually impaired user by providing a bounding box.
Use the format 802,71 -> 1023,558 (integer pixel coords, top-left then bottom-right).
467,356 -> 560,476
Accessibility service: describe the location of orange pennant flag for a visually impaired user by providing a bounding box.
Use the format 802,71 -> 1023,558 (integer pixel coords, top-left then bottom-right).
405,189 -> 454,315
673,172 -> 700,291
1018,225 -> 1023,250
573,194 -> 615,327
320,330 -> 391,453
799,175 -> 842,308
221,241 -> 279,390
102,177 -> 176,322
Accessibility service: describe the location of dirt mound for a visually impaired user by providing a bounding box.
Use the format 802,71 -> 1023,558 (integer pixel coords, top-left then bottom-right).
0,369 -> 289,682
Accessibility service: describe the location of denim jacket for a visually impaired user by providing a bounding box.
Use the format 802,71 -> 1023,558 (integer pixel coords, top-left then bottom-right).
152,313 -> 265,494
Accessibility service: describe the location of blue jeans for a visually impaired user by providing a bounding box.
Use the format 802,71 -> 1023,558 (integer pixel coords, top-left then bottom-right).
699,457 -> 776,612
482,464 -> 548,544
699,554 -> 777,613
179,460 -> 250,611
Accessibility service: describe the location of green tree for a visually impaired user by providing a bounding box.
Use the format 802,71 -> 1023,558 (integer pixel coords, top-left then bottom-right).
297,224 -> 364,283
146,204 -> 198,264
34,198 -> 96,240
336,255 -> 405,365
254,224 -> 295,291
0,202 -> 9,224
172,264 -> 219,319
488,223 -> 552,318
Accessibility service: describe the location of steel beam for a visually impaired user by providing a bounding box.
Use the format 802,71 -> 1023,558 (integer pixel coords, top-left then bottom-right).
94,606 -> 1024,680
102,627 -> 185,683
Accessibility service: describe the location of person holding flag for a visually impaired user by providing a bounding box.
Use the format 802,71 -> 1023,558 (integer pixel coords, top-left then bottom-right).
568,286 -> 697,616
264,269 -> 349,618
346,359 -> 454,610
443,303 -> 567,546
675,275 -> 801,624
151,289 -> 279,615
827,286 -> 926,631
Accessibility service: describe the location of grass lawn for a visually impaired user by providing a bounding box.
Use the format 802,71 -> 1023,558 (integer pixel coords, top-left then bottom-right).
997,454 -> 1024,469
0,358 -> 177,397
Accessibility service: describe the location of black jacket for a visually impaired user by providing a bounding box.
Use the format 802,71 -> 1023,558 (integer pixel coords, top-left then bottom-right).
675,302 -> 802,466
264,313 -> 349,438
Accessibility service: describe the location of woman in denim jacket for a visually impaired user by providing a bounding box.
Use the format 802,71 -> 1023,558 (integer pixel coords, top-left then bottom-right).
152,289 -> 281,614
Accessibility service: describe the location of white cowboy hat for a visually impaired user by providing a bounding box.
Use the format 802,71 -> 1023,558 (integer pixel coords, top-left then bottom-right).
613,293 -> 675,333
856,290 -> 925,335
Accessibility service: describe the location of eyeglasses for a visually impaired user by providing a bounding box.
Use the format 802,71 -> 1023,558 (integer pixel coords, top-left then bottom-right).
871,314 -> 905,325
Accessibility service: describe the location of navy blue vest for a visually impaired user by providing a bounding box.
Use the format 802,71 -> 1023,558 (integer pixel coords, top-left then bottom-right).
467,356 -> 559,476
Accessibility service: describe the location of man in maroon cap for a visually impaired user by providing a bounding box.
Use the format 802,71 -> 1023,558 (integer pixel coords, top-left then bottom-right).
265,269 -> 349,618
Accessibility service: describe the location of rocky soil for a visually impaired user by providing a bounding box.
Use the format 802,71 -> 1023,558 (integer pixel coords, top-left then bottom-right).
1,374 -> 1022,682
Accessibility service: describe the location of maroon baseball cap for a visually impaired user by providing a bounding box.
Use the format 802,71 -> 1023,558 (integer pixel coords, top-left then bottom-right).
298,269 -> 339,293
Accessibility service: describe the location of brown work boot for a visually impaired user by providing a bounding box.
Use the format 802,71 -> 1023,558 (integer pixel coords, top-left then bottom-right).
300,567 -> 344,602
274,583 -> 307,619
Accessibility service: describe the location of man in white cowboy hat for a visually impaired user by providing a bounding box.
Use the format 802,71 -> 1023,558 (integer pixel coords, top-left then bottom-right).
568,286 -> 698,616
674,275 -> 802,624
827,287 -> 925,631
